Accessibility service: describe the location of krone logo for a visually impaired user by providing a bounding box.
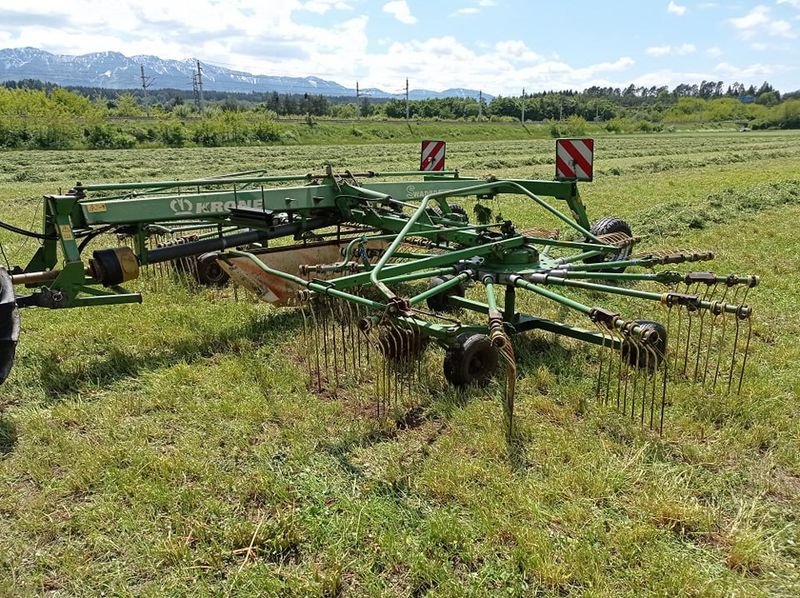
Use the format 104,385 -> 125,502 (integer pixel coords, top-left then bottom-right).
170,197 -> 194,215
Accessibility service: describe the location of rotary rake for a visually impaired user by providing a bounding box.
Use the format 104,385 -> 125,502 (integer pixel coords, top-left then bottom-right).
0,141 -> 757,434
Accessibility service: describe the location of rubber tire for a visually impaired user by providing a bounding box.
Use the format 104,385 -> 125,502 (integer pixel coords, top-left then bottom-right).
425,275 -> 466,312
194,253 -> 229,287
584,216 -> 633,273
0,268 -> 20,385
443,333 -> 499,387
622,320 -> 667,369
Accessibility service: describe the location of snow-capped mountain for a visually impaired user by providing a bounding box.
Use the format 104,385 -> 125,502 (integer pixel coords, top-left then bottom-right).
0,47 -> 489,100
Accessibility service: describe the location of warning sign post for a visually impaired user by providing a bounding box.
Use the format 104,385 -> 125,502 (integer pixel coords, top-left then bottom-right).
555,138 -> 594,182
420,140 -> 446,171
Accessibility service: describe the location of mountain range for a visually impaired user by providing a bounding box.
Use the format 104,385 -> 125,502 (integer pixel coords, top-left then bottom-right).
0,47 -> 490,100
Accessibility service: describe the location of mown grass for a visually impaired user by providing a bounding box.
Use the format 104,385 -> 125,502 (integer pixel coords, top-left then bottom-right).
0,131 -> 799,596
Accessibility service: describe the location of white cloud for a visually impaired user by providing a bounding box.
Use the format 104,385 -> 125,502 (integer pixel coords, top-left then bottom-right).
751,42 -> 768,50
299,0 -> 352,13
777,0 -> 800,8
667,1 -> 687,16
729,5 -> 796,38
705,46 -> 724,57
382,0 -> 416,24
646,45 -> 671,56
645,43 -> 696,56
452,1 -> 496,16
730,5 -> 770,30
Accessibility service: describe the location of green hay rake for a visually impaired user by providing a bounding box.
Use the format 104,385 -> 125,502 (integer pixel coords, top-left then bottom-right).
0,141 -> 757,434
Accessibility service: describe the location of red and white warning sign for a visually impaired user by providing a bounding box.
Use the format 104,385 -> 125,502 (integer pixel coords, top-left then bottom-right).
555,138 -> 594,182
420,140 -> 446,171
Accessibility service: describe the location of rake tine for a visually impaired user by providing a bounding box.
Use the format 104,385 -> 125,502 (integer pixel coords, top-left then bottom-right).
300,303 -> 313,388
309,299 -> 322,390
320,298 -> 330,376
639,343 -> 651,426
672,302 -> 684,374
626,333 -> 639,420
727,313 -> 743,394
346,302 -> 357,374
612,326 -> 625,411
737,314 -> 753,395
701,303 -> 718,387
328,299 -> 340,390
337,301 -> 348,383
712,307 -> 729,389
499,339 -> 516,442
691,283 -> 716,381
593,322 -> 609,406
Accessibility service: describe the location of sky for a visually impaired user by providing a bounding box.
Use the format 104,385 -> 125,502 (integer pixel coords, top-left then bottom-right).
0,0 -> 798,94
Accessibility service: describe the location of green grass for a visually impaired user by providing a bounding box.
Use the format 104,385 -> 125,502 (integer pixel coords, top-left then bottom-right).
1,131 -> 799,596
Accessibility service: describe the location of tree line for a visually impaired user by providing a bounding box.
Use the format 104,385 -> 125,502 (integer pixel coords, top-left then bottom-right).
0,79 -> 798,150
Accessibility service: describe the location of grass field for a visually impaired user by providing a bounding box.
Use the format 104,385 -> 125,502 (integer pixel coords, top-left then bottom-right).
1,130 -> 799,596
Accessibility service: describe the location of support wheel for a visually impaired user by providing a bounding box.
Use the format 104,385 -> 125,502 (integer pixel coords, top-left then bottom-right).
0,268 -> 20,385
584,216 -> 633,273
425,275 -> 466,312
443,333 -> 498,387
194,252 -> 230,287
622,320 -> 667,369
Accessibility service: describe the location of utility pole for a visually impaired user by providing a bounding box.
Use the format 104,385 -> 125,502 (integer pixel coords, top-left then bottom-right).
405,78 -> 410,122
356,81 -> 360,118
191,73 -> 199,111
478,90 -> 483,118
140,65 -> 153,118
521,87 -> 525,124
196,60 -> 204,114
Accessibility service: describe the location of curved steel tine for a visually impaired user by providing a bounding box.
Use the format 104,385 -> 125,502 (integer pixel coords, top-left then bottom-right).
672,302 -> 684,374
640,343 -> 652,426
337,301 -> 348,383
691,283 -> 715,381
327,298 -> 339,388
593,321 -> 610,406
712,306 -> 730,389
309,299 -> 322,390
658,347 -> 668,435
320,297 -> 330,376
612,326 -> 625,411
346,301 -> 357,374
737,315 -> 753,395
299,303 -> 314,389
499,340 -> 517,441
354,302 -> 364,371
727,313 -> 743,394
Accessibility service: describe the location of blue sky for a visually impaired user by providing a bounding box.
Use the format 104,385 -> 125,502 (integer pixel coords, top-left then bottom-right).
0,0 -> 797,93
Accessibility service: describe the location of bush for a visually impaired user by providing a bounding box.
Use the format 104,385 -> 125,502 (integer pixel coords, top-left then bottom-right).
159,121 -> 187,147
252,116 -> 282,143
84,124 -> 136,149
32,120 -> 78,149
